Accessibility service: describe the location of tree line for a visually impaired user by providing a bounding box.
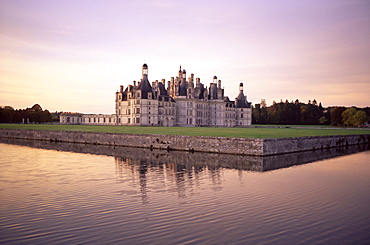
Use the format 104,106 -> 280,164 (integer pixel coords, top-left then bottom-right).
0,104 -> 53,123
252,99 -> 369,126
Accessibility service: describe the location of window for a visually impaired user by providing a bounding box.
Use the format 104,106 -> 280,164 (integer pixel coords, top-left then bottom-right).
136,108 -> 140,114
128,101 -> 131,106
136,118 -> 140,123
241,114 -> 243,118
128,109 -> 131,115
128,118 -> 130,123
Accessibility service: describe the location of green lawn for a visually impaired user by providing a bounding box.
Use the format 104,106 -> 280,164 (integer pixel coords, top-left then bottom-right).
0,124 -> 369,138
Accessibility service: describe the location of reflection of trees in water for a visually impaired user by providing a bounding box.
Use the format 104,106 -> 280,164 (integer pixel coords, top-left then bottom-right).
115,157 -> 223,203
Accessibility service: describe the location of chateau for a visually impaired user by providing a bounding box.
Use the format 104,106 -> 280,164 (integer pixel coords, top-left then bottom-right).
60,64 -> 252,127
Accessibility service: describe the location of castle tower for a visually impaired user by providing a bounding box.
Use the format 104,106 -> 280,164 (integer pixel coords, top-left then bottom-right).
235,82 -> 250,108
182,69 -> 186,83
142,63 -> 148,80
213,75 -> 217,84
178,66 -> 187,96
136,63 -> 153,99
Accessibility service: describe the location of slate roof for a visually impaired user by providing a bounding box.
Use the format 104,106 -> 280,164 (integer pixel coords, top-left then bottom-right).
137,76 -> 152,99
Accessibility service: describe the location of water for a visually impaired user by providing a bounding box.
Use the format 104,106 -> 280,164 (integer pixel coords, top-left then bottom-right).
0,139 -> 369,244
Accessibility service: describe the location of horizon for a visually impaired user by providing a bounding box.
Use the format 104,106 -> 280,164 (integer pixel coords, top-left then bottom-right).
1,0 -> 369,113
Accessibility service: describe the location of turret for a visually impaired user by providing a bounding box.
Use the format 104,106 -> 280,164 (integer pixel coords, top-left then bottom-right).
178,65 -> 182,79
213,75 -> 217,84
189,73 -> 194,88
196,78 -> 200,87
235,82 -> 250,108
142,63 -> 148,80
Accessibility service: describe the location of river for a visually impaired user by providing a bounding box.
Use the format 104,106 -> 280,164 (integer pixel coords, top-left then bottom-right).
0,139 -> 369,244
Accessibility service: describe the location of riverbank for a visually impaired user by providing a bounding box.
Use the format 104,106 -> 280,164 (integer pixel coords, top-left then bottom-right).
1,128 -> 369,156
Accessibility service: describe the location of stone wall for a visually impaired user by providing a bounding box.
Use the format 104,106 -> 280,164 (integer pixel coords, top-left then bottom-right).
0,129 -> 369,156
263,135 -> 370,155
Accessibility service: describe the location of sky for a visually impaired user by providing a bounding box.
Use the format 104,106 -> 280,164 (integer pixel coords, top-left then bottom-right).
1,0 -> 369,113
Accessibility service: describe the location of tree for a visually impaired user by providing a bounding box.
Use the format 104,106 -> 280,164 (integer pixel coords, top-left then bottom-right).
31,104 -> 42,112
4,106 -> 14,110
267,104 -> 279,124
252,104 -> 261,124
353,110 -> 367,126
342,108 -> 357,126
0,107 -> 14,123
330,107 -> 346,126
319,116 -> 328,124
300,105 -> 309,124
0,104 -> 52,123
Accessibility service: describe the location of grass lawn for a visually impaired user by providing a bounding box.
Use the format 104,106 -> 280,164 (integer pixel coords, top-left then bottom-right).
253,124 -> 339,128
0,124 -> 369,138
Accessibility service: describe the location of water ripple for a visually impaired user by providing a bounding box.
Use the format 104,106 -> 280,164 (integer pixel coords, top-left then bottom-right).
1,143 -> 369,244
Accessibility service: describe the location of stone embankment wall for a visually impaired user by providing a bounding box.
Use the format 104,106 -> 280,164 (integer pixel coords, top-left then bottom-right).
0,129 -> 369,156
263,135 -> 369,155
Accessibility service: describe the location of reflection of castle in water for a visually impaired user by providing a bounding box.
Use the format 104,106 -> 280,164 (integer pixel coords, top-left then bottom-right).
2,138 -> 368,203
114,156 -> 223,203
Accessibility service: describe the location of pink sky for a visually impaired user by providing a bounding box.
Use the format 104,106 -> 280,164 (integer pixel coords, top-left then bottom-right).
1,0 -> 369,113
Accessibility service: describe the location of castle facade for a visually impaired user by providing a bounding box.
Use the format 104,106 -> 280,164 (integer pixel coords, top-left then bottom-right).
60,64 -> 252,127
